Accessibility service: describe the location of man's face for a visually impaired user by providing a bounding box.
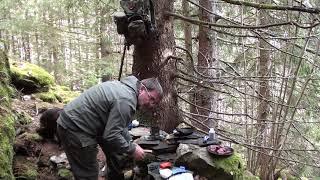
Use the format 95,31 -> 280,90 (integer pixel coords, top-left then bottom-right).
138,85 -> 161,109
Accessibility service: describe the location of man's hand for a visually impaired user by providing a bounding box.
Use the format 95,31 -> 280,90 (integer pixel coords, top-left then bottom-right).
133,144 -> 145,161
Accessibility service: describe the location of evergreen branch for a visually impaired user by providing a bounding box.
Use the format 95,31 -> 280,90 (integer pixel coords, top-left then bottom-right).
220,0 -> 320,14
166,11 -> 320,29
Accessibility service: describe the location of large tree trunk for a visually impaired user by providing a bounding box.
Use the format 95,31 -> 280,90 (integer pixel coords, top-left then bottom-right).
192,0 -> 216,128
132,0 -> 180,132
256,0 -> 271,178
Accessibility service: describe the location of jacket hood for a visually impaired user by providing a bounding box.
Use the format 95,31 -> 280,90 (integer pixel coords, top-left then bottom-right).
120,76 -> 139,95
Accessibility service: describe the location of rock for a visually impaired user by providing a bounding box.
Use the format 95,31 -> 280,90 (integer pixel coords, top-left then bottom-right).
10,61 -> 55,94
175,144 -> 245,180
50,153 -> 68,165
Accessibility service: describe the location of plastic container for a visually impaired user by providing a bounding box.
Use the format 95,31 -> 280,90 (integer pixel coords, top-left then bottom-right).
209,128 -> 216,140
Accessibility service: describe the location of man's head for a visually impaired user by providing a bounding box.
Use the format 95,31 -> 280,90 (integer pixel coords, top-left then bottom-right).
138,77 -> 163,109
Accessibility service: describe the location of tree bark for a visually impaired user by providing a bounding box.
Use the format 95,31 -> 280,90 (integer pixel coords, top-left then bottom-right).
192,0 -> 215,127
256,0 -> 271,178
132,0 -> 180,132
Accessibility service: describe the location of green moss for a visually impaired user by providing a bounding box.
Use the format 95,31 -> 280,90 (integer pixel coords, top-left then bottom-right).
35,89 -> 58,103
10,61 -> 54,87
57,168 -> 73,179
0,115 -> 15,180
51,85 -> 80,103
0,49 -> 15,180
212,152 -> 245,179
34,85 -> 80,103
21,132 -> 43,142
53,85 -> 71,91
0,84 -> 10,107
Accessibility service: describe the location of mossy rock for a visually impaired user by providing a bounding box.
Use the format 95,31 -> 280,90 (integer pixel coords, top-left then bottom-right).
0,48 -> 15,180
57,168 -> 73,180
10,61 -> 54,94
19,132 -> 43,142
13,156 -> 38,180
212,152 -> 244,179
35,89 -> 58,103
175,144 -> 245,180
51,85 -> 80,103
35,85 -> 80,103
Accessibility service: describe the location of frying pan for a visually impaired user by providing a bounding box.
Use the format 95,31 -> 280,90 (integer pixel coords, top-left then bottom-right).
207,145 -> 234,157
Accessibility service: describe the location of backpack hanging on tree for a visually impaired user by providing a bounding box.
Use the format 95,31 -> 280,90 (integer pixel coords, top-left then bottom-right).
114,0 -> 156,46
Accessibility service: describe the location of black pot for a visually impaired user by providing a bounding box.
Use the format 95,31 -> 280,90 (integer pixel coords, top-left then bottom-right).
176,127 -> 194,136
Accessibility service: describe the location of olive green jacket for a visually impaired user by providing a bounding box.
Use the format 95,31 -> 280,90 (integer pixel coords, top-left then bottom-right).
57,76 -> 139,154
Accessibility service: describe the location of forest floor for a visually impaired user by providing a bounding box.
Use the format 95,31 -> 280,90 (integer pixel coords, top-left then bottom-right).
12,97 -> 106,180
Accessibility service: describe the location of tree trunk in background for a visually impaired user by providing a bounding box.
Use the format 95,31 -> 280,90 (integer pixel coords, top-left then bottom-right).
183,0 -> 192,61
132,0 -> 180,132
11,36 -> 16,57
23,11 -> 31,62
256,0 -> 271,178
48,13 -> 61,84
193,0 -> 214,126
34,32 -> 41,65
22,33 -> 31,62
182,0 -> 195,115
99,6 -> 110,59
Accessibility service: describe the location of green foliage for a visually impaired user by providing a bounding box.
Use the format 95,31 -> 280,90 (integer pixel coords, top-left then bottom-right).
14,111 -> 32,125
83,73 -> 100,89
57,168 -> 73,179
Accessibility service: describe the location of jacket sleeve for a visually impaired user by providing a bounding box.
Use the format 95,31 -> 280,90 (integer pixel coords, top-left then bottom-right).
102,99 -> 136,154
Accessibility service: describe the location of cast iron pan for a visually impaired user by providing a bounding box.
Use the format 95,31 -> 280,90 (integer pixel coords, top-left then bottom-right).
176,127 -> 194,136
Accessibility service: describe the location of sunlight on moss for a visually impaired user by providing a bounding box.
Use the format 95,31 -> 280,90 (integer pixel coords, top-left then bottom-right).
51,85 -> 80,103
35,90 -> 58,103
10,61 -> 54,86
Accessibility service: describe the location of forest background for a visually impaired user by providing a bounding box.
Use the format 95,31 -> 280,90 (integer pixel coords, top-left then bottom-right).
1,0 -> 320,179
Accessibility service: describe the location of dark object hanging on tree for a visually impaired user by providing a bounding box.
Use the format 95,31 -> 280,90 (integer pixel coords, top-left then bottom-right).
114,0 -> 156,46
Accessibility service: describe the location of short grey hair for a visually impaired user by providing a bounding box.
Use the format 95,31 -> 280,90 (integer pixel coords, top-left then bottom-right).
141,77 -> 163,98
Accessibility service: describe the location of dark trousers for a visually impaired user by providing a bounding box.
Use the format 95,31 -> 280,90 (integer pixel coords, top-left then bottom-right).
57,124 -> 126,180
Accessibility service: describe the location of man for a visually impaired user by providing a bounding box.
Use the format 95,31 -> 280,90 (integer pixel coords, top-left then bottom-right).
57,76 -> 163,180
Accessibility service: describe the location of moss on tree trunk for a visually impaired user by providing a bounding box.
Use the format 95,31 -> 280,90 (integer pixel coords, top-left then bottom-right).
0,48 -> 15,180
